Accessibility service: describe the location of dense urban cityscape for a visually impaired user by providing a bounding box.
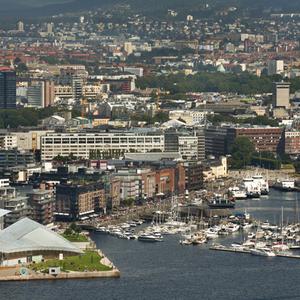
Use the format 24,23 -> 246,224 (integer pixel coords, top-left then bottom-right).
0,0 -> 300,299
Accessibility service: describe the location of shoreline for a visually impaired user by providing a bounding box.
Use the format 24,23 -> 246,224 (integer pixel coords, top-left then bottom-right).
0,269 -> 120,282
0,241 -> 121,282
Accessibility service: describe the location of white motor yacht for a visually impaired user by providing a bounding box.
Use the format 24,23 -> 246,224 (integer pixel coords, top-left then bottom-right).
250,247 -> 276,257
138,234 -> 163,242
226,223 -> 240,233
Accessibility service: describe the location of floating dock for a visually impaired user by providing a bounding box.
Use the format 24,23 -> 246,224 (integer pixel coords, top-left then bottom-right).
210,245 -> 300,259
210,245 -> 250,254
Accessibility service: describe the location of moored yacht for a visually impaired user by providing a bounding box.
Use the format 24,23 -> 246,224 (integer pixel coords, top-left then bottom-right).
138,233 -> 163,242
250,247 -> 276,257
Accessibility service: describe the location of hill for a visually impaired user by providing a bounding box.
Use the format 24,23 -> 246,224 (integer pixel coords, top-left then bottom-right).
0,0 -> 300,18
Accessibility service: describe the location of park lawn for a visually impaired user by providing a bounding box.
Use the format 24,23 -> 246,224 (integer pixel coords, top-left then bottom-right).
30,251 -> 112,272
62,233 -> 89,242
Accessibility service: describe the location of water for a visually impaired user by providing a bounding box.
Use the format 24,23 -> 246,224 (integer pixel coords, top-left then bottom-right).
2,190 -> 300,300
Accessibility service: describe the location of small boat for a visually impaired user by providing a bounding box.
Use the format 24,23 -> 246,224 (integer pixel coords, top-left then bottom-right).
261,222 -> 278,231
180,239 -> 192,245
241,222 -> 253,230
250,247 -> 276,257
218,228 -> 229,236
95,226 -> 107,233
226,223 -> 240,233
272,242 -> 289,252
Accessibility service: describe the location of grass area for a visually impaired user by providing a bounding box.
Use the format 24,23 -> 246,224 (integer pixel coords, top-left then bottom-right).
62,233 -> 89,242
30,251 -> 112,273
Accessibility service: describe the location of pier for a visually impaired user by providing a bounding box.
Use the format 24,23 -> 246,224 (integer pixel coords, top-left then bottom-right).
210,245 -> 300,260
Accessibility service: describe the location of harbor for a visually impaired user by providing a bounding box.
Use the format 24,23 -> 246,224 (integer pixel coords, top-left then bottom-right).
2,189 -> 300,299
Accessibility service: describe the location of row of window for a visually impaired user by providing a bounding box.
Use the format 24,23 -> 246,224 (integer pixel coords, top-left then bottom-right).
44,137 -> 162,144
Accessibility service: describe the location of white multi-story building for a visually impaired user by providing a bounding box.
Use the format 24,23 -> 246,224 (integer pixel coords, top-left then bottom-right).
178,136 -> 199,161
0,178 -> 9,188
41,132 -> 165,161
12,130 -> 54,151
0,134 -> 17,150
169,110 -> 208,125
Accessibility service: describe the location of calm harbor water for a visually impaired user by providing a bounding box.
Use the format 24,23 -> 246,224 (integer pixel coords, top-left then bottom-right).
2,190 -> 300,300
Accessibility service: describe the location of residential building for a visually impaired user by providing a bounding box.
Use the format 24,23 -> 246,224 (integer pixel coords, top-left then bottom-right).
0,149 -> 35,168
0,187 -> 32,228
27,189 -> 55,225
55,183 -> 106,221
184,161 -> 204,191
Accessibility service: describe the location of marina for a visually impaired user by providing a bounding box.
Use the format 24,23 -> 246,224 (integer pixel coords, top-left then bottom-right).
2,189 -> 300,299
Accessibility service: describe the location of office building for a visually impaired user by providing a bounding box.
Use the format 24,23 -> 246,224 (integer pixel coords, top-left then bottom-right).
205,125 -> 283,156
47,23 -> 53,34
0,71 -> 16,109
268,60 -> 284,76
27,81 -> 55,108
205,126 -> 236,157
273,82 -> 290,109
124,42 -> 134,55
17,21 -> 24,32
0,134 -> 17,150
41,132 -> 165,161
164,128 -> 205,161
72,75 -> 83,101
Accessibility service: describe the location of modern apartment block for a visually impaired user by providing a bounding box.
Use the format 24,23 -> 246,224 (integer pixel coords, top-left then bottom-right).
27,189 -> 55,225
41,132 -> 165,161
55,182 -> 106,221
0,187 -> 32,228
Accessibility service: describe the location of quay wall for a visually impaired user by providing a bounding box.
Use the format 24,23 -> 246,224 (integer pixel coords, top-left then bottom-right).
0,269 -> 120,282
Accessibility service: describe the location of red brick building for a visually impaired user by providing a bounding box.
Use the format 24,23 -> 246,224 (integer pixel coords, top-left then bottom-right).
284,130 -> 300,155
235,127 -> 283,153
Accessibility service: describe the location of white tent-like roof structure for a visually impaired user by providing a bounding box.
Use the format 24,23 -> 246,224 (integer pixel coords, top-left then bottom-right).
161,119 -> 186,129
0,209 -> 10,218
0,218 -> 83,255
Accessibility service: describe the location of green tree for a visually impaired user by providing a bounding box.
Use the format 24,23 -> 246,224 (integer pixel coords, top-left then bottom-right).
230,137 -> 255,169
